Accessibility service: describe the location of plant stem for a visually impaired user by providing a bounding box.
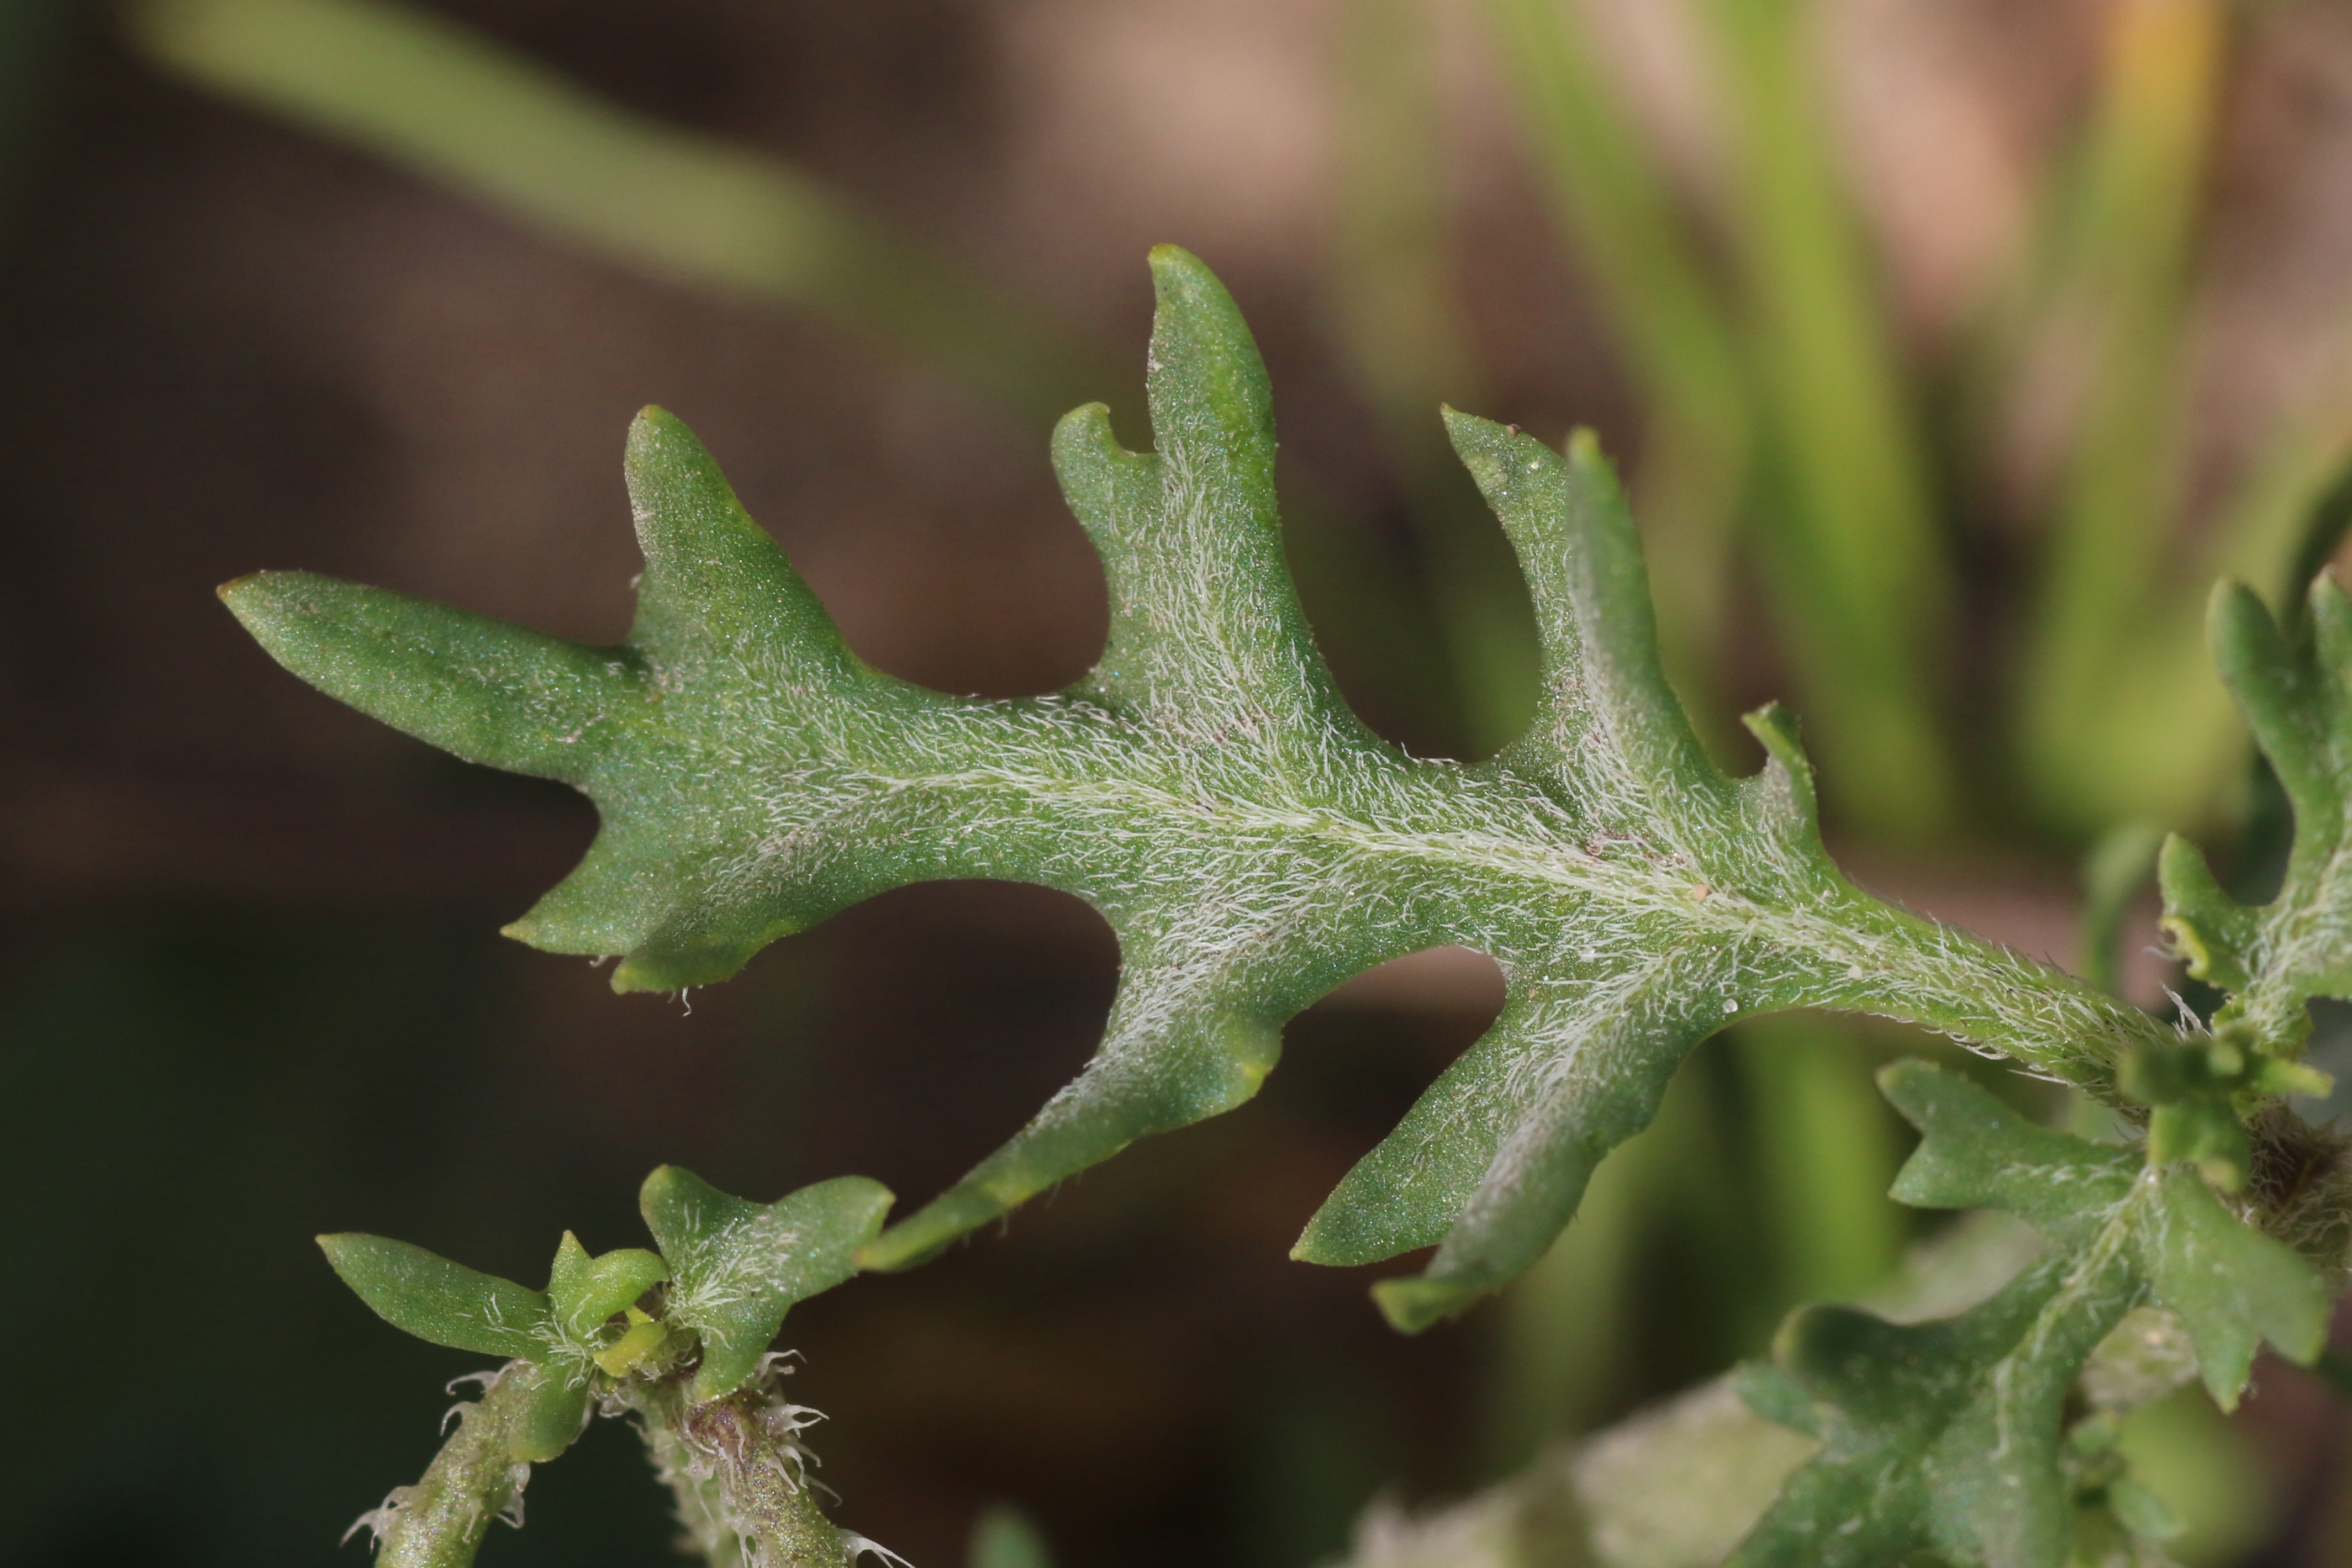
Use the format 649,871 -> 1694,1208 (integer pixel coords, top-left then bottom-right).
632,1375 -> 857,1568
352,1364 -> 534,1568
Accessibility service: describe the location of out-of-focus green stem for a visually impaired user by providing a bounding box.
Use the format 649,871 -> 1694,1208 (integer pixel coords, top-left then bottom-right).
2111,397 -> 2352,823
1706,0 -> 1960,842
2007,365 -> 2352,838
1483,0 -> 1749,742
1336,0 -> 1536,756
1484,1095 -> 1645,1468
2256,427 -> 2352,642
2017,0 -> 2226,833
125,0 -> 1113,430
1335,0 -> 1483,439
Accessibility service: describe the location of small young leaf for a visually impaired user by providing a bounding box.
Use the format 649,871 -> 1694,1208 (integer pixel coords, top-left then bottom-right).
319,1233 -> 553,1360
545,1230 -> 668,1334
504,1359 -> 591,1465
640,1166 -> 893,1400
592,1308 -> 669,1376
1879,1057 -> 2135,1247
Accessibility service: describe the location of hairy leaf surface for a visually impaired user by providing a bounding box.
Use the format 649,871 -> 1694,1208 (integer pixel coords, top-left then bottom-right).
232,247 -> 2170,1327
639,1166 -> 893,1399
319,1233 -> 557,1361
323,1163 -> 890,1556
318,1233 -> 594,1464
546,1231 -> 669,1334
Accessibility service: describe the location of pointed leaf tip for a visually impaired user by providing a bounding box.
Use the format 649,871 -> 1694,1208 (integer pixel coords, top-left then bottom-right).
1142,243 -> 1270,436
1143,243 -> 1251,338
546,1230 -> 668,1334
1371,1274 -> 1486,1334
318,1233 -> 553,1360
1146,242 -> 1212,287
621,403 -> 856,685
220,570 -> 632,784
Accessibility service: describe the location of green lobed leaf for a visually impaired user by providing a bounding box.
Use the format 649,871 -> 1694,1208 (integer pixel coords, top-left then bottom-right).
2160,575 -> 2352,1053
1731,1060 -> 2327,1567
640,1165 -> 893,1400
1880,1059 -> 2138,1245
235,247 -> 2171,1328
1731,1253 -> 2128,1568
319,1233 -> 555,1361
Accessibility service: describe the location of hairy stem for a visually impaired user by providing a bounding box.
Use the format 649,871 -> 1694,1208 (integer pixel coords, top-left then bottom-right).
632,1375 -> 857,1568
351,1364 -> 534,1568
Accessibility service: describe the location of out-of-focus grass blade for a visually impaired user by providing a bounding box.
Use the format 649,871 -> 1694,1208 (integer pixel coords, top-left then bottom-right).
1490,0 -> 1959,837
1335,0 -> 1483,440
1484,1096 -> 1644,1467
2078,821 -> 2163,996
1482,0 -> 1749,746
2272,437 -> 2352,638
126,0 -> 1113,428
128,0 -> 1487,751
1734,1015 -> 1904,1306
2016,0 -> 2226,832
1335,0 -> 1536,756
2004,422 -> 2348,842
1705,0 -> 1960,842
2200,403 -> 2352,650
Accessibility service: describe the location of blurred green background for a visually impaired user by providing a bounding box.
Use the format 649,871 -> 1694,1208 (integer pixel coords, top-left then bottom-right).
8,0 -> 2352,1562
